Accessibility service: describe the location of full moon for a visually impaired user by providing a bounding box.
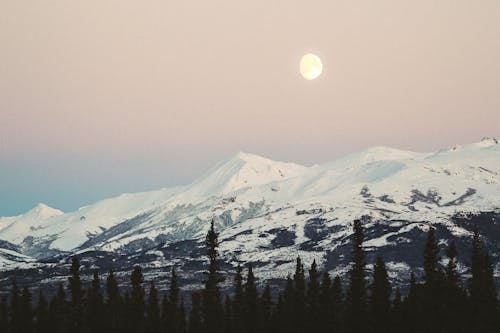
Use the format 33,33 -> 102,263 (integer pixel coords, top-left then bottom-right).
300,53 -> 323,80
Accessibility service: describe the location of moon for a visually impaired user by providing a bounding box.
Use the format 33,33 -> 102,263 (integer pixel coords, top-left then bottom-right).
300,53 -> 323,80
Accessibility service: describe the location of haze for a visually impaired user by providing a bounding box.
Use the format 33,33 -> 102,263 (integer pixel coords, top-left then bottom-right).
1,0 -> 499,215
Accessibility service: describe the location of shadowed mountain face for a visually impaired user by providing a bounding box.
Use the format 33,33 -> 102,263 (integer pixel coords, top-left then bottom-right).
0,138 -> 499,291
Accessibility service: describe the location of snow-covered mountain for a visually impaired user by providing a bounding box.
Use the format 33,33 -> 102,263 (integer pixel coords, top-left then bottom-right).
0,138 -> 499,289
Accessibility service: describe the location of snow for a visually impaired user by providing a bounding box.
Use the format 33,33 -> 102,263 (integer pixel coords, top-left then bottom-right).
0,138 -> 499,264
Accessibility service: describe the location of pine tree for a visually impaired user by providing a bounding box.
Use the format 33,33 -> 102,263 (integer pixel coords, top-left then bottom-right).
130,265 -> 146,332
68,256 -> 83,333
306,260 -> 320,332
280,275 -> 295,333
469,229 -> 498,331
244,264 -> 258,333
423,228 -> 441,286
318,272 -> 332,330
443,241 -> 467,332
202,220 -> 224,333
292,256 -> 306,333
86,270 -> 104,333
346,219 -> 367,333
369,255 -> 391,333
232,264 -> 245,333
331,275 -> 344,331
147,281 -> 160,333
105,270 -> 122,332
165,268 -> 180,333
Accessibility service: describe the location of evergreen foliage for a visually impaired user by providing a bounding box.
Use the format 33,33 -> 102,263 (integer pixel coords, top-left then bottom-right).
0,220 -> 498,333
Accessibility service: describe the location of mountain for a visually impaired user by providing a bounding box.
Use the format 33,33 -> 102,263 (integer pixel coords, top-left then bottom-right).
0,138 -> 499,290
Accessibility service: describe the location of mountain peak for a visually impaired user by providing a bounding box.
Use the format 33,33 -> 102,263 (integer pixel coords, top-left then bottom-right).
26,203 -> 64,219
187,151 -> 307,197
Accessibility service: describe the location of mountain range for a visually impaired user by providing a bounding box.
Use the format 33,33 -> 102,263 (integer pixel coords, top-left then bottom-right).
0,137 -> 499,290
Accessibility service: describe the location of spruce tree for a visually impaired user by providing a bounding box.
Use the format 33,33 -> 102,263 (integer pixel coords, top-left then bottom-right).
244,264 -> 258,333
331,275 -> 344,331
369,255 -> 391,333
318,272 -> 332,330
105,270 -> 122,332
86,270 -> 104,333
165,267 -> 180,333
346,219 -> 367,333
292,256 -> 306,333
232,264 -> 245,333
130,265 -> 146,333
469,229 -> 498,331
68,256 -> 83,333
306,260 -> 320,332
202,220 -> 224,333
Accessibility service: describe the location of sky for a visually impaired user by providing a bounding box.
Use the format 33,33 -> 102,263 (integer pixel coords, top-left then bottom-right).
1,0 -> 499,216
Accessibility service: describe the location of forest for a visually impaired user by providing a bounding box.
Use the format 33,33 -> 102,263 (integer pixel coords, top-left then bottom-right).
0,219 -> 498,333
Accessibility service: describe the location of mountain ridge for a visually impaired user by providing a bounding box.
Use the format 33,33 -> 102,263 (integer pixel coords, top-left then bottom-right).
0,138 -> 498,290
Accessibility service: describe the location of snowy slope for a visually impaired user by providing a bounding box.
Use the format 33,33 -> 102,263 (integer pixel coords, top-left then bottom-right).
0,138 -> 499,286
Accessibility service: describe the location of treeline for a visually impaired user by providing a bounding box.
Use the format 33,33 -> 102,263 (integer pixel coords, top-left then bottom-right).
0,220 -> 498,333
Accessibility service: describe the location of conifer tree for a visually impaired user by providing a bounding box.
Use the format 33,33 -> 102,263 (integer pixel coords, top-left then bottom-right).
106,270 -> 122,332
165,268 -> 180,333
369,255 -> 391,333
292,256 -> 306,333
86,270 -> 104,333
68,256 -> 83,333
331,275 -> 344,331
346,219 -> 367,333
130,265 -> 146,332
306,260 -> 320,332
202,220 -> 224,333
423,228 -> 441,286
232,264 -> 245,333
422,227 -> 445,332
469,229 -> 498,331
244,264 -> 258,333
280,275 -> 295,333
318,272 -> 332,330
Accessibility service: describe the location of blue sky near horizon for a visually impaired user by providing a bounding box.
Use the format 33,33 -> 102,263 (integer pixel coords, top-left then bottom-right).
1,0 -> 499,216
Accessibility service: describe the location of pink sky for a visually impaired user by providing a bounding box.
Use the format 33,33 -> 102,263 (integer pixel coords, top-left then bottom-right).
1,0 -> 499,214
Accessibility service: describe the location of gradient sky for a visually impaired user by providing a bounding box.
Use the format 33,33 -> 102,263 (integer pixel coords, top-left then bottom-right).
1,0 -> 499,216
